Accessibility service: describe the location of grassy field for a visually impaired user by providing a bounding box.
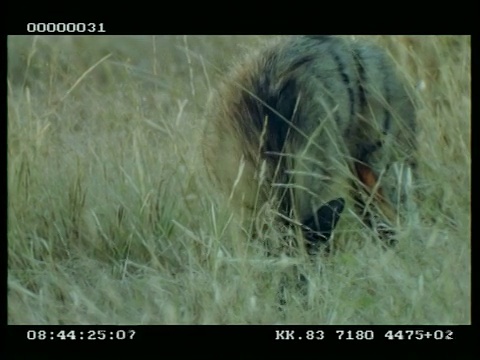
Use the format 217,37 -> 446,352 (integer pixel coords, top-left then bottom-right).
7,35 -> 470,325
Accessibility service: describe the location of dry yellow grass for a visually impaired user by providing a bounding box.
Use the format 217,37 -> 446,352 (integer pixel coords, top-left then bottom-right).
7,35 -> 470,324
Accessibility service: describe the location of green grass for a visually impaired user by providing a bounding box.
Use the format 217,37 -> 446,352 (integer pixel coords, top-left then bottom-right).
7,35 -> 470,324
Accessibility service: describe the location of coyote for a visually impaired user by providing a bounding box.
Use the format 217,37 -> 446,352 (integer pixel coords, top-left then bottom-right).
203,35 -> 417,253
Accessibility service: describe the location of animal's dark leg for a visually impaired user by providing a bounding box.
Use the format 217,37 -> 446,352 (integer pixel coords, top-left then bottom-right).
354,162 -> 397,245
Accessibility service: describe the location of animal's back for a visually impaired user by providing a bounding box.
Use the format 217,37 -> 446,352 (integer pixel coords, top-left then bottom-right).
203,35 -> 416,244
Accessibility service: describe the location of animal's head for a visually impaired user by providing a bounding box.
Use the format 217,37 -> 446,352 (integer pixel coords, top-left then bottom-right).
301,198 -> 345,253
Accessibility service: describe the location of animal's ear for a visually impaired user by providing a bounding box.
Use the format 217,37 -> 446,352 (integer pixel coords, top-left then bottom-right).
301,198 -> 345,245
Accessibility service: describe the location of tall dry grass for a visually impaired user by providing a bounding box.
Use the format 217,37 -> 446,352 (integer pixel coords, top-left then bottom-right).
7,35 -> 470,324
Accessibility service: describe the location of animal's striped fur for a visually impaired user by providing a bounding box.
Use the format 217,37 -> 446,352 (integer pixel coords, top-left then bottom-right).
203,35 -> 417,253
